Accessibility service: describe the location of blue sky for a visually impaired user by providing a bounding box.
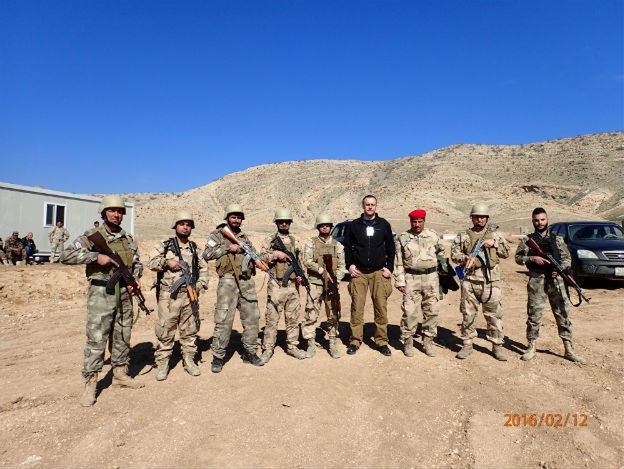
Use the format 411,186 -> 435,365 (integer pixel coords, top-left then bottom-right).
1,0 -> 622,194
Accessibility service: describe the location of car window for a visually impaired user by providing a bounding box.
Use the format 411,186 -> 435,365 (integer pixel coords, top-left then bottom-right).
550,224 -> 562,236
569,224 -> 624,241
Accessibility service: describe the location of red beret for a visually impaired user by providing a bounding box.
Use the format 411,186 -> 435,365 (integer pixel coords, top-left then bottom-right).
409,209 -> 427,219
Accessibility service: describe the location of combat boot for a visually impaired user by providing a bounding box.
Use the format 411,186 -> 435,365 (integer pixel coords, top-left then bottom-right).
328,338 -> 342,359
403,338 -> 415,357
112,366 -> 145,389
305,339 -> 316,358
456,342 -> 473,359
182,353 -> 201,377
242,352 -> 264,366
259,348 -> 274,365
521,340 -> 537,361
211,357 -> 224,373
422,336 -> 436,357
492,344 -> 508,361
155,358 -> 170,381
563,340 -> 586,364
80,373 -> 98,407
286,346 -> 307,360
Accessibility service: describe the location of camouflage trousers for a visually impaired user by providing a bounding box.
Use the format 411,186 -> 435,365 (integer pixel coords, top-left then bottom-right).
154,289 -> 199,361
211,275 -> 260,359
82,283 -> 134,379
400,272 -> 440,340
460,280 -> 504,345
526,275 -> 573,341
302,283 -> 339,340
50,241 -> 64,262
263,282 -> 301,351
6,249 -> 24,265
348,269 -> 392,346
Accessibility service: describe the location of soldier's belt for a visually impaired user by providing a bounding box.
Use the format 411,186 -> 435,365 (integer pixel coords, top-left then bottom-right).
405,267 -> 437,275
90,278 -> 127,289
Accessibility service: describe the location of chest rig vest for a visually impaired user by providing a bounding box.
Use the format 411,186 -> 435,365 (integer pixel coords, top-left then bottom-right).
312,237 -> 339,277
155,238 -> 200,299
466,228 -> 499,268
215,236 -> 255,280
527,231 -> 561,273
270,234 -> 297,281
86,227 -> 134,278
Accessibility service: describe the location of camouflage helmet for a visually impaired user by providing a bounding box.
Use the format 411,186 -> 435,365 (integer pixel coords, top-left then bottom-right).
223,203 -> 245,220
273,208 -> 293,222
171,210 -> 195,229
99,195 -> 126,215
470,203 -> 490,217
315,213 -> 333,228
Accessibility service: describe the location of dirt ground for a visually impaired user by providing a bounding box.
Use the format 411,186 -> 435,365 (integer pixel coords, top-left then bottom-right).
1,243 -> 623,469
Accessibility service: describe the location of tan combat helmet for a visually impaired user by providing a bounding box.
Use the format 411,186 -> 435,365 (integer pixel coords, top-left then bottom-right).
470,203 -> 490,217
223,203 -> 245,220
99,195 -> 126,214
315,213 -> 333,228
171,210 -> 195,229
273,208 -> 293,222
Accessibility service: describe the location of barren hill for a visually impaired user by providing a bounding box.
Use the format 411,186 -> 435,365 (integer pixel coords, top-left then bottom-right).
131,132 -> 624,240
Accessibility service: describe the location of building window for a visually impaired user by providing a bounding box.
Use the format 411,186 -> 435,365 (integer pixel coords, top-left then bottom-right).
44,203 -> 66,226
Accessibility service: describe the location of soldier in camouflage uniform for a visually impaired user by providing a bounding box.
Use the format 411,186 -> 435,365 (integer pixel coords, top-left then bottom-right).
259,208 -> 307,364
301,213 -> 346,359
515,207 -> 585,363
0,238 -> 6,264
5,232 -> 25,265
61,195 -> 144,407
394,209 -> 445,357
49,221 -> 70,262
451,203 -> 510,361
202,204 -> 265,372
149,210 -> 209,380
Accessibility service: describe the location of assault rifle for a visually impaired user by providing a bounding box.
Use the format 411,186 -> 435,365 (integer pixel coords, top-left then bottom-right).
221,225 -> 279,284
270,235 -> 314,303
87,231 -> 152,316
454,223 -> 499,282
525,238 -> 590,307
322,254 -> 341,327
169,237 -> 200,330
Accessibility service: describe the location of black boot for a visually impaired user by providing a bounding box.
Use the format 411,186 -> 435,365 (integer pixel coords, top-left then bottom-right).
242,352 -> 264,366
211,356 -> 224,373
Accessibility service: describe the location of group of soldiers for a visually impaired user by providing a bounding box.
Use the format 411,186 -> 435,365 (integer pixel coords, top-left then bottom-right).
60,195 -> 586,407
0,221 -> 70,265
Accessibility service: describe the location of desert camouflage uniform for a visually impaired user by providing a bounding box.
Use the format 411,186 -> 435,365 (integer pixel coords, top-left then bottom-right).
5,235 -> 25,264
149,239 -> 209,361
61,227 -> 142,379
451,228 -> 510,345
261,233 -> 303,351
202,227 -> 262,359
515,229 -> 573,341
49,226 -> 70,262
301,235 -> 345,340
394,228 -> 444,340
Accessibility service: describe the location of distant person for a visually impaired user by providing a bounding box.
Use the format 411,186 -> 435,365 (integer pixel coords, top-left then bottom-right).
22,232 -> 38,265
451,204 -> 510,361
49,221 -> 69,262
515,207 -> 585,363
94,221 -> 100,228
148,210 -> 209,380
301,213 -> 346,358
344,195 -> 395,356
394,209 -> 445,357
5,231 -> 25,265
259,208 -> 306,364
61,195 -> 144,406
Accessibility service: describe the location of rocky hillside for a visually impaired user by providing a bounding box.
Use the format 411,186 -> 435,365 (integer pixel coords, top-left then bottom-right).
127,132 -> 624,240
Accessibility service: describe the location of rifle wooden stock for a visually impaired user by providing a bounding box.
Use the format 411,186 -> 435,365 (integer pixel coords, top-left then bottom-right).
322,254 -> 341,322
87,231 -> 152,315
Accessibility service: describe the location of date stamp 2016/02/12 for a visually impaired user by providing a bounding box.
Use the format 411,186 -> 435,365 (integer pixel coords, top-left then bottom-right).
503,413 -> 588,428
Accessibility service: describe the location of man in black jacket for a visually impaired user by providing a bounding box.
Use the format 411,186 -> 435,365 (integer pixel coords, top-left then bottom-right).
344,195 -> 395,356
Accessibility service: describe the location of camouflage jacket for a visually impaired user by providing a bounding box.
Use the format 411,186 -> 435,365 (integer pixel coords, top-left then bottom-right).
148,238 -> 209,291
515,228 -> 571,277
394,228 -> 444,288
61,227 -> 143,281
49,226 -> 69,243
302,235 -> 346,286
451,227 -> 509,283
